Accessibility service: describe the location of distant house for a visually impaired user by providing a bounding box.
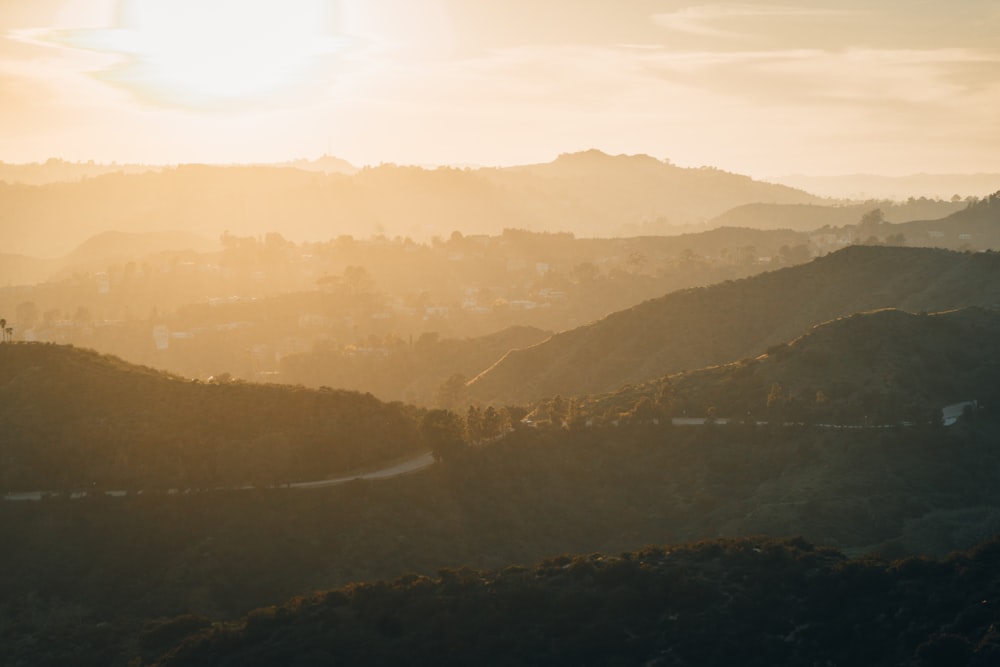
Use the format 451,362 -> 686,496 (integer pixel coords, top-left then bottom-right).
942,401 -> 977,426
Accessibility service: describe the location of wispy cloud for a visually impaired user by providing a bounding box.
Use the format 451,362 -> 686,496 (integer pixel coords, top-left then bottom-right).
653,4 -> 857,38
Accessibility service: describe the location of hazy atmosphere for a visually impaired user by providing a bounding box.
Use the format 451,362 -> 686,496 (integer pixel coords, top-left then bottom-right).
4,3 -> 1000,667
3,0 -> 1000,177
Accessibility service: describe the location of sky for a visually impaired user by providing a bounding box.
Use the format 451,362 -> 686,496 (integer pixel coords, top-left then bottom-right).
1,0 -> 999,177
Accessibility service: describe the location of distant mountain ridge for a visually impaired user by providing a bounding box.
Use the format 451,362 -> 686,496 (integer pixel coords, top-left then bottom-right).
774,171 -> 1000,199
706,199 -> 968,232
0,150 -> 823,256
467,246 -> 1000,405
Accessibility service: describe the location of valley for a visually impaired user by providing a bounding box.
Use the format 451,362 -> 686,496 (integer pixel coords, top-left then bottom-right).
1,157 -> 999,667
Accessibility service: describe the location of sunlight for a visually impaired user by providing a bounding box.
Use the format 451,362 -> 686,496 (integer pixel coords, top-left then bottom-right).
68,0 -> 349,108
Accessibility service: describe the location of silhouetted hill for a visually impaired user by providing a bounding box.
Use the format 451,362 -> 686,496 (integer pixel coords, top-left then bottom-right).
0,152 -> 822,256
0,159 -> 160,185
265,155 -> 357,175
64,230 -> 220,265
774,171 -> 1000,199
5,405 -> 1000,665
0,230 -> 223,284
467,246 -> 1000,404
148,535 -> 1000,667
708,199 -> 967,232
886,191 -> 1000,250
588,306 -> 1000,425
280,325 -> 552,406
0,343 -> 421,492
492,150 -> 820,234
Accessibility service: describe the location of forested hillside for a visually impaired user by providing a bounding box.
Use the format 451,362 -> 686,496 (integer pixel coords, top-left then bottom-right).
581,306 -> 1000,425
147,535 -> 1000,667
468,246 -> 1000,404
0,343 -> 421,492
5,412 -> 1000,665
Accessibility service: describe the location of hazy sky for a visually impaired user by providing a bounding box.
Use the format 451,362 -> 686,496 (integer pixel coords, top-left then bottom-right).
2,0 -> 998,176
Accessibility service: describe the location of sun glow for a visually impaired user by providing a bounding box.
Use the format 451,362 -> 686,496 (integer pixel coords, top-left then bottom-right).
63,0 -> 350,108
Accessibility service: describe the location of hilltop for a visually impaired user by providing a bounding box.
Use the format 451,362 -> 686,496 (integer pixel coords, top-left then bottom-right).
0,343 -> 421,492
467,246 -> 1000,405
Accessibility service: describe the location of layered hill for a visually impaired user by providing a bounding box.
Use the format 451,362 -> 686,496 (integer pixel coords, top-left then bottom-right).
5,384 -> 1000,664
774,171 -> 1000,199
0,343 -> 421,492
590,306 -> 1000,424
0,151 -> 822,257
467,246 -> 1000,405
147,535 -> 1000,667
280,325 -> 552,406
706,199 -> 967,232
886,191 -> 1000,250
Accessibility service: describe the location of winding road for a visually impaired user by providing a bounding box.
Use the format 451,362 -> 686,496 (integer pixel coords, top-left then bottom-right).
3,451 -> 436,502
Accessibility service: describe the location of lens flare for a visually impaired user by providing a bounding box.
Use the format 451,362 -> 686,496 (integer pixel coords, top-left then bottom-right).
55,0 -> 353,109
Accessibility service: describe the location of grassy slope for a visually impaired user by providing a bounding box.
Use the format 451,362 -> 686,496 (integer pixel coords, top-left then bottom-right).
0,343 -> 422,491
468,246 -> 1000,404
584,306 -> 1000,423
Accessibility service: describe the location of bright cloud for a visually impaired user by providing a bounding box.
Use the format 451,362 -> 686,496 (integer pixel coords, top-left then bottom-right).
653,3 -> 855,38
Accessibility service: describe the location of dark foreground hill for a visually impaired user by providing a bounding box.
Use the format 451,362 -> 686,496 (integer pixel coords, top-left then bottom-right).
0,343 -> 421,492
586,306 -> 1000,425
148,535 -> 1000,667
5,413 -> 1000,666
467,246 -> 1000,405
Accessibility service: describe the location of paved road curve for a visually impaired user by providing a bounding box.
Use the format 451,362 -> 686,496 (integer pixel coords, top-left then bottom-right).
3,451 -> 436,502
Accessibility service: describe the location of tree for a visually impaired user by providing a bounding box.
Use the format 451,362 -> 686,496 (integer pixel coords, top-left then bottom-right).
766,383 -> 785,423
421,409 -> 466,462
481,406 -> 504,440
465,405 -> 484,444
654,378 -> 675,418
565,399 -> 587,431
0,319 -> 5,343
860,208 -> 885,227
